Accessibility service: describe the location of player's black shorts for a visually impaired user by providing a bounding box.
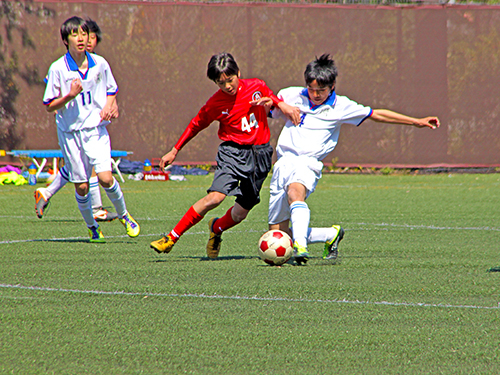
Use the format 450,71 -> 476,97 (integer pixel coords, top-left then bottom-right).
208,141 -> 273,211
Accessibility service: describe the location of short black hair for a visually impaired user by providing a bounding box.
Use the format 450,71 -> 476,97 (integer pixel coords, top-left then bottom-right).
85,18 -> 102,45
60,16 -> 89,50
207,52 -> 240,82
304,54 -> 338,88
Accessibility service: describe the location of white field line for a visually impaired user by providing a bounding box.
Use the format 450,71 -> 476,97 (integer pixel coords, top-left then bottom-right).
1,223 -> 499,245
1,283 -> 498,310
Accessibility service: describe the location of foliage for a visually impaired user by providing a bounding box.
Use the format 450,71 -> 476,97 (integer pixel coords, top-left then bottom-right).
0,1 -> 53,151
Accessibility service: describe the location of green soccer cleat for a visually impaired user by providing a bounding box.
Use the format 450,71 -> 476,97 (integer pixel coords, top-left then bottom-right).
119,212 -> 140,238
150,234 -> 176,254
88,225 -> 105,243
206,217 -> 222,259
293,241 -> 309,265
323,225 -> 344,260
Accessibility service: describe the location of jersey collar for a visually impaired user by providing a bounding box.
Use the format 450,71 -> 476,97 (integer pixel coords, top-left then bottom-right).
301,87 -> 337,110
64,51 -> 96,79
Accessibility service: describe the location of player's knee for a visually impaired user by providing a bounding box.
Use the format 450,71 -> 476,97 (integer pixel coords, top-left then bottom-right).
203,192 -> 225,210
97,173 -> 114,188
75,182 -> 89,196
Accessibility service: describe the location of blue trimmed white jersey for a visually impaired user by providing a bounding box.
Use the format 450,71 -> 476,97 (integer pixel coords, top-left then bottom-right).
271,87 -> 372,161
43,51 -> 118,132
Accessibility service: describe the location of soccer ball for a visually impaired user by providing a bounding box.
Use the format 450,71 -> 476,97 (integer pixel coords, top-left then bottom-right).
258,230 -> 293,266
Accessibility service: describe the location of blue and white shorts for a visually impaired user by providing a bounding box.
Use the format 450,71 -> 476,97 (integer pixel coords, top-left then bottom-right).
57,125 -> 112,183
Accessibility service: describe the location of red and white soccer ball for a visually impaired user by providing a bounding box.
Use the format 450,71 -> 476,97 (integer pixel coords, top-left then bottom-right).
258,230 -> 293,266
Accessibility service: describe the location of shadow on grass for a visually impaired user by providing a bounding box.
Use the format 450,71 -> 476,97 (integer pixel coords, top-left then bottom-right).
152,255 -> 258,263
19,238 -> 139,244
151,255 -> 345,266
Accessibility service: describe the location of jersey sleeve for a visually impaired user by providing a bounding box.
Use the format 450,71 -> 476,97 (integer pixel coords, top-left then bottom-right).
103,60 -> 119,96
174,102 -> 215,150
339,97 -> 373,126
42,66 -> 61,106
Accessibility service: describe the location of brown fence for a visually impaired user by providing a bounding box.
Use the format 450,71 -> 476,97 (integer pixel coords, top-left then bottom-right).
1,1 -> 500,167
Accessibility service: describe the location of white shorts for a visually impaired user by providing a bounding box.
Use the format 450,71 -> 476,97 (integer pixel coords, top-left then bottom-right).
268,155 -> 323,225
57,126 -> 112,183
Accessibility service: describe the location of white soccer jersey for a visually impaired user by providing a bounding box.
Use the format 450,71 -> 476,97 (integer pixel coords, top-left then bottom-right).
271,87 -> 372,161
43,51 -> 118,132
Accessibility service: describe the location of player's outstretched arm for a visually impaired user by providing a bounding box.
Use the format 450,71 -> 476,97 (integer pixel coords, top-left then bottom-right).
160,147 -> 179,170
370,109 -> 440,129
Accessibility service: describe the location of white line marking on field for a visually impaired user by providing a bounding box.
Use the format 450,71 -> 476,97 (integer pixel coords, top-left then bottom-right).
0,229 -> 261,245
354,222 -> 500,231
1,283 -> 498,310
1,222 -> 499,245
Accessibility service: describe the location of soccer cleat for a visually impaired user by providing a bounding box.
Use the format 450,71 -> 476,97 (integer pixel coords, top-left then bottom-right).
93,207 -> 118,222
119,212 -> 140,238
150,234 -> 176,254
88,225 -> 105,243
293,242 -> 309,265
34,188 -> 50,219
206,217 -> 222,259
323,225 -> 344,260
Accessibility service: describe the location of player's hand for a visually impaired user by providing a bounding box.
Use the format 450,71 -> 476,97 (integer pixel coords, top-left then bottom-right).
277,102 -> 301,126
160,147 -> 179,170
109,102 -> 119,119
100,105 -> 113,121
418,117 -> 440,129
68,78 -> 83,98
250,97 -> 274,114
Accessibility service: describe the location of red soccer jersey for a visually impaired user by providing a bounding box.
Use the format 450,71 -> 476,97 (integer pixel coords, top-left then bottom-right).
174,78 -> 282,150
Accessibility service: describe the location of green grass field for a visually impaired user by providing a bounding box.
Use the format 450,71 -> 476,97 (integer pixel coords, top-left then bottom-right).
1,173 -> 499,374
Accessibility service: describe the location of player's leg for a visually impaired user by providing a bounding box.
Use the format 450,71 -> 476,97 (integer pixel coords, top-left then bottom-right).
268,159 -> 293,238
74,180 -> 104,242
98,170 -> 140,238
307,226 -> 344,260
206,142 -> 273,258
34,165 -> 70,218
150,191 -> 226,254
287,182 -> 311,263
90,168 -> 118,222
206,202 -> 250,259
90,126 -> 139,237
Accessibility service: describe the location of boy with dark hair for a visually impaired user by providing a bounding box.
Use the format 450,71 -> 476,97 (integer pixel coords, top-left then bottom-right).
35,18 -> 118,222
42,16 -> 140,242
269,54 -> 440,264
151,52 -> 300,258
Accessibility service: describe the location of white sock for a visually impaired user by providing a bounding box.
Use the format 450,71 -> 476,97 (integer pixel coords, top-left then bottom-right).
46,166 -> 69,198
307,227 -> 339,244
290,201 -> 310,248
103,178 -> 127,218
76,191 -> 97,228
89,176 -> 102,210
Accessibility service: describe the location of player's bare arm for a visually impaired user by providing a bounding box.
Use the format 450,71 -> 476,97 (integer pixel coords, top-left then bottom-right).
277,101 -> 301,126
160,147 -> 179,170
100,95 -> 116,121
371,109 -> 440,129
46,78 -> 83,112
249,97 -> 274,113
110,99 -> 119,119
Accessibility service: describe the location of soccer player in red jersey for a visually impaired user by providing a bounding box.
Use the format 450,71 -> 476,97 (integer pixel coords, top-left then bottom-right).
150,52 -> 300,258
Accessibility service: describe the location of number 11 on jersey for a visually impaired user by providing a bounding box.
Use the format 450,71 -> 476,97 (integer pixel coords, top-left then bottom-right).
80,91 -> 92,106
